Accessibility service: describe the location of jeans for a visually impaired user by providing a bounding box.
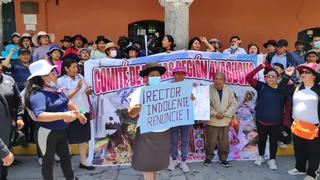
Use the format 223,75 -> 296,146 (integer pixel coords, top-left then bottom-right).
170,125 -> 192,161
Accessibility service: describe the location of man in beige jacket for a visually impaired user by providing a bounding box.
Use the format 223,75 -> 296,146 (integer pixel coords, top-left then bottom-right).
204,72 -> 237,167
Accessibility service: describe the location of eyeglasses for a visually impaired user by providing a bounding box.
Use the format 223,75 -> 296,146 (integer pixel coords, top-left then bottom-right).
299,70 -> 313,75
265,75 -> 277,78
210,41 -> 218,44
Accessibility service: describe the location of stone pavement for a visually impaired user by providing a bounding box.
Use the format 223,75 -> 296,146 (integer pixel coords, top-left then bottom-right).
8,155 -> 304,180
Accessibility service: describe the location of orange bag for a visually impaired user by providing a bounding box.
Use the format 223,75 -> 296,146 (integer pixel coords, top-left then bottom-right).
291,120 -> 319,140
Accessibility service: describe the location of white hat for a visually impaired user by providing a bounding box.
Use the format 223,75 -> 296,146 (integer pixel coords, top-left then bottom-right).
20,33 -> 32,39
32,31 -> 55,47
27,60 -> 57,80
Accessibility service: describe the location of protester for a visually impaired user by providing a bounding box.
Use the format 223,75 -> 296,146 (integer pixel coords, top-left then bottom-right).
86,41 -> 94,50
0,58 -> 26,169
204,72 -> 237,167
147,31 -> 163,54
117,36 -> 131,58
273,63 -> 294,149
286,62 -> 320,180
248,43 -> 260,54
310,35 -> 320,53
208,38 -> 222,52
263,40 -> 277,54
10,32 -> 20,46
1,33 -> 20,60
0,91 -> 14,180
2,48 -> 31,91
90,35 -> 109,59
64,34 -> 88,57
0,59 -> 24,131
188,37 -> 215,51
245,61 -> 294,170
126,46 -> 140,59
305,50 -> 319,64
188,37 -> 202,51
32,31 -> 55,61
128,62 -> 170,180
148,35 -> 175,53
168,66 -> 193,173
1,44 -> 19,60
60,36 -> 72,51
105,42 -> 119,58
24,60 -> 87,180
19,33 -> 34,57
47,45 -> 64,76
223,36 -> 247,54
266,39 -> 295,68
57,58 -> 94,171
78,48 -> 91,76
291,40 -> 306,65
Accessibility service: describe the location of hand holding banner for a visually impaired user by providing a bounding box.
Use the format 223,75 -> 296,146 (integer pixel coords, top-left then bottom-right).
139,81 -> 195,133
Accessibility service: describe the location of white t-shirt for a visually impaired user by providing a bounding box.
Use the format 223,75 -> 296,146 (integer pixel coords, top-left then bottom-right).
129,87 -> 169,132
293,87 -> 319,124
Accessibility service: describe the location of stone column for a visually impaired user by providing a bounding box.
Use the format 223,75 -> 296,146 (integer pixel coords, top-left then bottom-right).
159,0 -> 193,50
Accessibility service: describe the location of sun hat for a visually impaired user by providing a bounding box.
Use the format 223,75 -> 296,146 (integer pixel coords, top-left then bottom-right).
139,62 -> 166,77
32,31 -> 55,46
172,66 -> 187,74
27,60 -> 57,80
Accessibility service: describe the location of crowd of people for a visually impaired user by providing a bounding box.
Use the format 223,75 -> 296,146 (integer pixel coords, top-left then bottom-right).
0,30 -> 320,180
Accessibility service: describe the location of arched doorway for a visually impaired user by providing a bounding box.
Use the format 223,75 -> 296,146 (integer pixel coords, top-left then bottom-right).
297,27 -> 320,51
128,20 -> 164,49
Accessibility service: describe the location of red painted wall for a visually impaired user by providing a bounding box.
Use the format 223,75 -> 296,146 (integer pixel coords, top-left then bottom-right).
14,0 -> 320,52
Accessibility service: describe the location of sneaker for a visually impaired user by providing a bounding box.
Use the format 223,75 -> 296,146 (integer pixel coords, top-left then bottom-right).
278,141 -> 288,149
254,156 -> 265,166
220,160 -> 230,168
203,159 -> 212,166
180,161 -> 190,173
38,158 -> 42,166
303,175 -> 316,180
288,168 -> 307,175
267,159 -> 277,170
167,159 -> 179,171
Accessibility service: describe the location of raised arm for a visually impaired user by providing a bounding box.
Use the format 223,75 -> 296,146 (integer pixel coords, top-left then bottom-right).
245,64 -> 264,88
2,48 -> 15,68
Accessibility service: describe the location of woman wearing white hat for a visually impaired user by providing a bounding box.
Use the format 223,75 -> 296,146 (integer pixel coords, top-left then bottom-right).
23,60 -> 86,180
32,31 -> 55,61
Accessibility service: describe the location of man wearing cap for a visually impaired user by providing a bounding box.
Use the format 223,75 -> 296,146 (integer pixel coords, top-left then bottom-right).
204,72 -> 237,167
2,48 -> 31,91
291,40 -> 306,66
263,40 -> 277,54
266,39 -> 296,68
64,34 -> 88,57
60,36 -> 72,51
